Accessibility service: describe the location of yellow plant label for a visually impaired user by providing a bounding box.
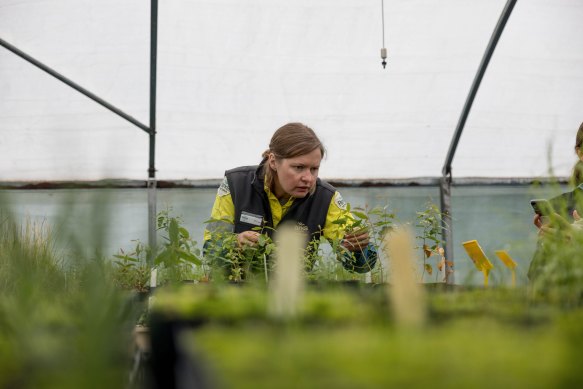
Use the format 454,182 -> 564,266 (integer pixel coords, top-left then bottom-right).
462,240 -> 494,271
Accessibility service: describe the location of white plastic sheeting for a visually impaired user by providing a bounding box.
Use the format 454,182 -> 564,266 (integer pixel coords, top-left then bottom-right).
0,0 -> 582,181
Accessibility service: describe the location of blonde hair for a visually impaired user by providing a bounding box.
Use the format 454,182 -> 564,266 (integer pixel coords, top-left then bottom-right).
261,123 -> 326,190
571,122 -> 583,186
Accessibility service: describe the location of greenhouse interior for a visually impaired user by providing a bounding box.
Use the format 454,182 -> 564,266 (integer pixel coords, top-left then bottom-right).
1,0 -> 583,388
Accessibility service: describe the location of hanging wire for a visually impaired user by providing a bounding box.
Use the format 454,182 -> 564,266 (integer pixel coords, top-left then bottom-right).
380,0 -> 387,68
381,0 -> 385,48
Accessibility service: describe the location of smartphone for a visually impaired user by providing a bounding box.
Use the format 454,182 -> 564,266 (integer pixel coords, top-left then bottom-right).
530,199 -> 554,216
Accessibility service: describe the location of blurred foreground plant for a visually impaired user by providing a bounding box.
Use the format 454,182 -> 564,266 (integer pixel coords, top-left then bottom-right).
0,212 -> 134,389
529,216 -> 583,306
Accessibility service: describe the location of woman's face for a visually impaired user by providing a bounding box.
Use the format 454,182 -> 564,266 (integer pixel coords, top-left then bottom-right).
269,148 -> 322,199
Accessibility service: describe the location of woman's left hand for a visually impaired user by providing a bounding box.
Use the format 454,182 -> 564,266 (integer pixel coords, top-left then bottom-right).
341,230 -> 370,252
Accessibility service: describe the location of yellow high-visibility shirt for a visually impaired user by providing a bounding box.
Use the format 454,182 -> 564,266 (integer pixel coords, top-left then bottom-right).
203,179 -> 354,241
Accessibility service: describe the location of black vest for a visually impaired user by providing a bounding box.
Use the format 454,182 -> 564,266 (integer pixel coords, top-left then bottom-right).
225,164 -> 336,241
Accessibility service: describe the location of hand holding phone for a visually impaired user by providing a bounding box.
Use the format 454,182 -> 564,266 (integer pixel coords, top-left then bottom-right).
531,199 -> 574,236
530,199 -> 554,216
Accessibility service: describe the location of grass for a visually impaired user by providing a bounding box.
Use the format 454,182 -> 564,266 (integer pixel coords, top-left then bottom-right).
190,320 -> 573,389
153,283 -> 583,389
0,211 -> 138,389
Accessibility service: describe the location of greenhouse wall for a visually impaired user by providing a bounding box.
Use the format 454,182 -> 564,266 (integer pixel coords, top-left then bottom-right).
0,183 -> 564,286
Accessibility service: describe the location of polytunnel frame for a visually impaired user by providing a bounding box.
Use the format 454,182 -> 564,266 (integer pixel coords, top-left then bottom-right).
0,1 -> 160,262
1,0 -> 522,282
440,0 -> 517,284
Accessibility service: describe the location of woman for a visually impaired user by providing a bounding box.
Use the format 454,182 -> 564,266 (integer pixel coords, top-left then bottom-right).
204,122 -> 377,274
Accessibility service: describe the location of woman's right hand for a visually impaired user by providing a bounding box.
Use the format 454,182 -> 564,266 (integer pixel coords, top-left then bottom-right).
341,229 -> 370,252
237,231 -> 260,247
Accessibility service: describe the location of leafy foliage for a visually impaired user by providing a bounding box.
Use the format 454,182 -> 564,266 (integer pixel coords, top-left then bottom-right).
111,241 -> 150,292
112,209 -> 206,287
156,209 -> 202,267
416,201 -> 450,283
203,221 -> 275,282
529,217 -> 583,306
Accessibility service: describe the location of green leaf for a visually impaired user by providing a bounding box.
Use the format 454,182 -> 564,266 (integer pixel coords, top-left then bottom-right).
352,211 -> 369,220
178,249 -> 202,265
113,254 -> 138,262
168,218 -> 179,243
154,250 -> 170,266
258,235 -> 267,246
179,227 -> 190,239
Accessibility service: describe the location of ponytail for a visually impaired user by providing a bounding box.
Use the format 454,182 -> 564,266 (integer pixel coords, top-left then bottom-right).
572,122 -> 583,186
571,160 -> 583,187
260,149 -> 275,189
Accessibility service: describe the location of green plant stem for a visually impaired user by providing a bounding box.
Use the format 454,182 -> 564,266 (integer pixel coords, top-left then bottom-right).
264,253 -> 268,283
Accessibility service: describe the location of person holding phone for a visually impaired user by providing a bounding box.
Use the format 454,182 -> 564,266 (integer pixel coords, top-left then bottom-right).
530,122 -> 583,279
533,123 -> 583,230
204,122 -> 377,274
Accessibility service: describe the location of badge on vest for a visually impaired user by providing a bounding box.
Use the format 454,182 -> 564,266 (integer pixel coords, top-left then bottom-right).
240,211 -> 263,226
217,176 -> 230,197
334,192 -> 347,210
